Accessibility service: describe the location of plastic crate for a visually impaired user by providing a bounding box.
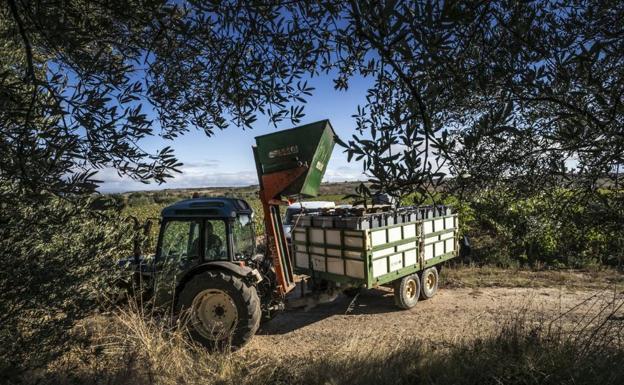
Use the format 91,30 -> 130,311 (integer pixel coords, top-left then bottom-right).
312,216 -> 336,228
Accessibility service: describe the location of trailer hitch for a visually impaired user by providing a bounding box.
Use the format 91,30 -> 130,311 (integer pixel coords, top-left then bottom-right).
285,288 -> 339,311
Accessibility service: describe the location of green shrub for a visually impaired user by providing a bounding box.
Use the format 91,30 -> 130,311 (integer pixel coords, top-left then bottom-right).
127,192 -> 152,206
0,185 -> 135,379
463,188 -> 624,268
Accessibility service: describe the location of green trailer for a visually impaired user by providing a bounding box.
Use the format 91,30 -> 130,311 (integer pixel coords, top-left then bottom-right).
291,211 -> 459,308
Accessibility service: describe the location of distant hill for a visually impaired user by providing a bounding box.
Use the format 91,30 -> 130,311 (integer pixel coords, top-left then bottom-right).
117,181 -> 363,198
111,181 -> 367,207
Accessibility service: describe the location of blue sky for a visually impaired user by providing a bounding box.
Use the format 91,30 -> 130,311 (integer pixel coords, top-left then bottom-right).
98,74 -> 374,193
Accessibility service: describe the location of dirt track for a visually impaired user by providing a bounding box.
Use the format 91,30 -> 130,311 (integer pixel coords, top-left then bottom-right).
247,285 -> 621,358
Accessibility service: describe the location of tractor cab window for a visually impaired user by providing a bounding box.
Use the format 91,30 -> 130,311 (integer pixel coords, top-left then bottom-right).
160,219 -> 201,263
204,219 -> 226,261
232,214 -> 254,260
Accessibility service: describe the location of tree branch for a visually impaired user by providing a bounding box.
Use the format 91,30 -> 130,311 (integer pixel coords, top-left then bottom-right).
7,0 -> 35,83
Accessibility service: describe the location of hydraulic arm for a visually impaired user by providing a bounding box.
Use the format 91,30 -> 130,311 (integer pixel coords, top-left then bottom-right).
252,120 -> 336,297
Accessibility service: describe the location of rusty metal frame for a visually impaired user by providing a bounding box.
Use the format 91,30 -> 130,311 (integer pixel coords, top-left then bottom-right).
253,145 -> 307,297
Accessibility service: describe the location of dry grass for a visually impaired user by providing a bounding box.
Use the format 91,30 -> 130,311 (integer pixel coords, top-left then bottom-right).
442,264 -> 624,291
45,302 -> 279,385
419,292 -> 624,385
26,286 -> 623,385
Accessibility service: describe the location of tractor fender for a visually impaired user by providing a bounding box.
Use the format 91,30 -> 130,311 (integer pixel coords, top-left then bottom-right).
178,261 -> 262,294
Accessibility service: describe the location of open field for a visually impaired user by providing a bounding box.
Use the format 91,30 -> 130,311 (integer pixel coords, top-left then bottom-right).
117,182 -> 361,243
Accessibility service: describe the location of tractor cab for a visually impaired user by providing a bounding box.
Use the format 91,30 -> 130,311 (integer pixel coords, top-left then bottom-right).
155,197 -> 256,270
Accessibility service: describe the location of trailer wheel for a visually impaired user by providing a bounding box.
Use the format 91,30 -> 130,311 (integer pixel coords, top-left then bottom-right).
177,271 -> 261,350
393,274 -> 420,309
420,267 -> 439,300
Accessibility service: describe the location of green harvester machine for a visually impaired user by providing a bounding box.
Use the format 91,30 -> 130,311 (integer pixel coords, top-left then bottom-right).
124,119 -> 463,349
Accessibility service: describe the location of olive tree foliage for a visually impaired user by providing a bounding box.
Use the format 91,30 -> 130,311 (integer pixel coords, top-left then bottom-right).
326,0 -> 622,265
4,1 -> 620,199
0,189 -> 135,378
0,0 -> 338,374
445,1 -> 624,200
332,0 -> 624,202
144,0 -> 624,202
2,1 -> 164,376
0,0 -> 335,197
0,0 -> 325,376
1,1 -> 176,196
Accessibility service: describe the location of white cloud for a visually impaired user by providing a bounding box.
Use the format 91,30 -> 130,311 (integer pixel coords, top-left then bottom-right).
323,165 -> 366,182
97,162 -> 366,193
96,161 -> 258,193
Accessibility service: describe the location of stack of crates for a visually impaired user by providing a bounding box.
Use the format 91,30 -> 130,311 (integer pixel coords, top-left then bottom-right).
293,205 -> 452,229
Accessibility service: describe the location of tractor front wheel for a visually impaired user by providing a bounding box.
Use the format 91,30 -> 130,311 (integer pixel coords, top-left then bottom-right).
177,271 -> 261,350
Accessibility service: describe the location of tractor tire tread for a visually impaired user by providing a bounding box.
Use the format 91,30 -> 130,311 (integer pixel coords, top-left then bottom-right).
177,270 -> 260,350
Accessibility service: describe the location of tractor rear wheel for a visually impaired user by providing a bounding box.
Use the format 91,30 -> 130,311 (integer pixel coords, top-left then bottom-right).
393,274 -> 420,309
177,271 -> 261,350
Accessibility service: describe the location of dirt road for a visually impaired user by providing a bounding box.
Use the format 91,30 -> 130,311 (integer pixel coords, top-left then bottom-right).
248,285 -> 621,358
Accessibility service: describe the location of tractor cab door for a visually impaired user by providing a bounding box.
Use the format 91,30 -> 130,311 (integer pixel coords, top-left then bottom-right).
153,217 -> 229,305
231,213 -> 256,261
203,219 -> 228,261
157,219 -> 202,269
156,218 -> 229,270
